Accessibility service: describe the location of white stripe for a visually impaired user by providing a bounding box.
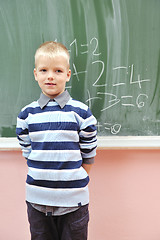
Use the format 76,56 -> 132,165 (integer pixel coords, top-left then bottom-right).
46,101 -> 57,107
81,148 -> 97,158
21,99 -> 89,112
79,130 -> 97,138
80,142 -> 97,149
22,147 -> 31,158
22,146 -> 31,152
26,183 -> 89,207
16,117 -> 28,129
28,166 -> 88,181
29,150 -> 82,162
18,135 -> 30,142
21,98 -> 88,114
67,99 -> 88,111
26,111 -> 78,124
21,101 -> 38,111
80,115 -> 97,129
29,130 -> 79,142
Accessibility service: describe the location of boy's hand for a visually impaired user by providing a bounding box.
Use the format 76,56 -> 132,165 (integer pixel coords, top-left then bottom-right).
82,163 -> 93,175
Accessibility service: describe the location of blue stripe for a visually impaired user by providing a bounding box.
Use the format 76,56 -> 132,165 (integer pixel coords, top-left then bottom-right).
31,141 -> 80,150
16,128 -> 29,135
83,125 -> 97,132
81,146 -> 97,153
65,105 -> 91,119
27,159 -> 82,170
20,143 -> 31,148
80,136 -> 97,142
18,103 -> 92,120
26,175 -> 89,189
29,122 -> 79,132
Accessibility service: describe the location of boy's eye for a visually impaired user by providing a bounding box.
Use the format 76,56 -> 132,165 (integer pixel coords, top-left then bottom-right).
40,69 -> 47,72
56,69 -> 62,73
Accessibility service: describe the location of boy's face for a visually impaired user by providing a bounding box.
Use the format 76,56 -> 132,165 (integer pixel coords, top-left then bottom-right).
34,55 -> 71,99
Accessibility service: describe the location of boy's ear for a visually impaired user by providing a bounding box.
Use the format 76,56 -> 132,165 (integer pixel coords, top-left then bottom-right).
34,68 -> 38,81
66,69 -> 71,82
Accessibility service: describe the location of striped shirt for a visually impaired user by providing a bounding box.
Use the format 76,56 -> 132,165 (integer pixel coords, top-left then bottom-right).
16,90 -> 97,207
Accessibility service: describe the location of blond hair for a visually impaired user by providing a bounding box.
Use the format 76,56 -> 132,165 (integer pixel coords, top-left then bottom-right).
34,41 -> 70,67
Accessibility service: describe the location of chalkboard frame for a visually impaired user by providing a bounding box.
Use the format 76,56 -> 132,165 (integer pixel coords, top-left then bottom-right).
1,137 -> 160,150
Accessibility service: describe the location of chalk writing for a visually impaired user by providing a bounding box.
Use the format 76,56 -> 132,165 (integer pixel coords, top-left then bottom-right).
129,64 -> 150,88
86,90 -> 102,109
92,60 -> 106,87
136,94 -> 148,108
96,122 -> 122,135
69,37 -> 101,56
60,37 -> 151,134
90,37 -> 101,56
72,63 -> 87,82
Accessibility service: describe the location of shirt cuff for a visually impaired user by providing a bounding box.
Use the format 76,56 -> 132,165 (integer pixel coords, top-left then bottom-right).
82,157 -> 95,164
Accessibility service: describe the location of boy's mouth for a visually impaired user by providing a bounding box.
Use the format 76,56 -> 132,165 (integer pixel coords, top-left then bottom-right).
46,83 -> 56,86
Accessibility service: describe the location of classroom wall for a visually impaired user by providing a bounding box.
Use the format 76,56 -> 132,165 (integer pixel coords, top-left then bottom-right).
89,149 -> 160,240
1,149 -> 160,240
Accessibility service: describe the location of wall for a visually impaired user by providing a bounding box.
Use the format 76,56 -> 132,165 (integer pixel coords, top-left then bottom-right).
1,149 -> 160,240
89,149 -> 160,240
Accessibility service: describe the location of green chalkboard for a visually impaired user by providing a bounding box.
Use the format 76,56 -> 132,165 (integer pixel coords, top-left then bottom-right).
0,0 -> 160,136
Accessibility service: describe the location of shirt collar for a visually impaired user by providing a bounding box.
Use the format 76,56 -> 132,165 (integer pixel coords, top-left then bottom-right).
38,90 -> 71,109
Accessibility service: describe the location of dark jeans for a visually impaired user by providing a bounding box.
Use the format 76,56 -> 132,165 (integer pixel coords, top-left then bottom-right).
26,202 -> 89,240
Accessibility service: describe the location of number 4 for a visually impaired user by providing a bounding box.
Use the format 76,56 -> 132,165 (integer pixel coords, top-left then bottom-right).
130,64 -> 150,88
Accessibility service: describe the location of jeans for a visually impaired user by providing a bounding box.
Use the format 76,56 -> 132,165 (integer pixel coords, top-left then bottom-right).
26,202 -> 89,240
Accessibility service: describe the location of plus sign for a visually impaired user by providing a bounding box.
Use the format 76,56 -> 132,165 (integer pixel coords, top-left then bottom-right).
96,122 -> 103,132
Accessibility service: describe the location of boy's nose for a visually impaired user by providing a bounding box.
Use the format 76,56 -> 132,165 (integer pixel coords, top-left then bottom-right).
48,76 -> 54,80
48,72 -> 54,80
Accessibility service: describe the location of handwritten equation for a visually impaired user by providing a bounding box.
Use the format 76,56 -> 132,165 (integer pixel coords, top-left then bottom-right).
56,37 -> 151,134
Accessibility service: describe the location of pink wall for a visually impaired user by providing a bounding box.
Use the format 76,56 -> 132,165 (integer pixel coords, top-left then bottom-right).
89,149 -> 160,240
1,150 -> 160,240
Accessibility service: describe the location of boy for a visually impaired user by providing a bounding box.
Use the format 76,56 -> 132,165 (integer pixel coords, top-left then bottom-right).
16,41 -> 97,240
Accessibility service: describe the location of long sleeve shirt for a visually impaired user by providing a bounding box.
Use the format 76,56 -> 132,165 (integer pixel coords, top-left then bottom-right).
16,90 -> 97,209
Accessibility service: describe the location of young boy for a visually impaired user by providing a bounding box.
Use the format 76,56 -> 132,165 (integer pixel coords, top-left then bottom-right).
16,41 -> 97,240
